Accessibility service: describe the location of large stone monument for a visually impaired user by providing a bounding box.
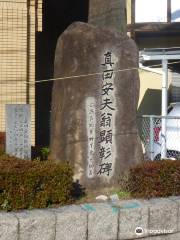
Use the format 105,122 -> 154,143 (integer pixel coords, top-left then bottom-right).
88,0 -> 126,32
50,22 -> 143,189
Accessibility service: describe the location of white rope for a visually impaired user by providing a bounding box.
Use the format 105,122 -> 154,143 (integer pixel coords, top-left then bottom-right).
1,60 -> 180,85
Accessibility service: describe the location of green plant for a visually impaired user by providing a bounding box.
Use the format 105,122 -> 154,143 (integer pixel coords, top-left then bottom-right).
115,191 -> 131,199
128,160 -> 180,198
0,155 -> 73,211
40,147 -> 50,160
1,199 -> 11,211
0,150 -> 5,156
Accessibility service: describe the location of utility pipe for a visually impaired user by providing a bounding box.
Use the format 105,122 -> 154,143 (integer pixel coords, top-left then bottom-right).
161,59 -> 168,159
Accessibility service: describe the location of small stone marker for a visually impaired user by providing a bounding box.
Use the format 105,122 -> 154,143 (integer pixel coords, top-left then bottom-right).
6,104 -> 31,159
50,22 -> 143,189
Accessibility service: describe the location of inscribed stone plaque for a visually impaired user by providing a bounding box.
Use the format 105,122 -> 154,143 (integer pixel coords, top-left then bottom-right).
50,22 -> 143,189
6,104 -> 31,159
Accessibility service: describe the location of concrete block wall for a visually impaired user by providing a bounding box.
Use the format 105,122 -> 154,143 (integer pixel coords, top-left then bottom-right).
0,196 -> 180,240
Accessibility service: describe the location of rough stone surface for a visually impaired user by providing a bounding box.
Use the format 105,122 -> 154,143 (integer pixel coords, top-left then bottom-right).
0,197 -> 180,240
164,232 -> 180,240
147,198 -> 178,235
0,212 -> 18,240
118,200 -> 148,239
144,233 -> 180,240
84,203 -> 118,240
53,205 -> 87,240
88,0 -> 126,32
15,209 -> 55,240
142,236 -> 167,240
169,196 -> 180,232
50,22 -> 143,189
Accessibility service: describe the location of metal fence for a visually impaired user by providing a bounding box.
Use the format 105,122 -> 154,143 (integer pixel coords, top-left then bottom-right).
138,115 -> 180,160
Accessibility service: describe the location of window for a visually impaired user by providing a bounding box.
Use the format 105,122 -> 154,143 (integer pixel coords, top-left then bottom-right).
135,0 -> 167,23
171,0 -> 180,22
